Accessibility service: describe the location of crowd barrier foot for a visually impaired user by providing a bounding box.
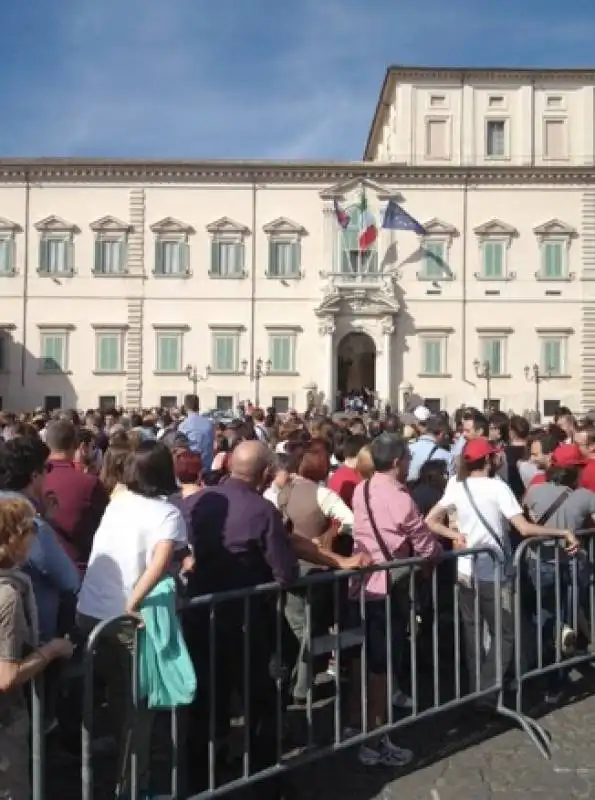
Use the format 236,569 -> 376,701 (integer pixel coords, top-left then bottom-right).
496,705 -> 552,760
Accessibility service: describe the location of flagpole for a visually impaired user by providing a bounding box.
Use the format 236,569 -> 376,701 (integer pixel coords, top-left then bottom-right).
359,184 -> 365,275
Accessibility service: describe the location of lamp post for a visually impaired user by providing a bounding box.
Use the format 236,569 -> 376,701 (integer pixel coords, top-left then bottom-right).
524,363 -> 550,419
185,364 -> 210,396
473,359 -> 492,408
252,357 -> 272,407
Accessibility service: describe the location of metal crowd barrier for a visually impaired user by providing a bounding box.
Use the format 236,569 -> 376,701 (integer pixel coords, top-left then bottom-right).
27,539 -> 595,799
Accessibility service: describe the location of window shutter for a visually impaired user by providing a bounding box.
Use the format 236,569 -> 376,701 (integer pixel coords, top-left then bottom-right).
9,238 -> 15,275
39,238 -> 48,272
210,241 -> 220,276
237,242 -> 245,274
94,240 -> 103,273
292,241 -> 301,276
66,240 -> 74,274
181,242 -> 190,275
268,241 -> 277,276
155,240 -> 164,274
120,240 -> 127,273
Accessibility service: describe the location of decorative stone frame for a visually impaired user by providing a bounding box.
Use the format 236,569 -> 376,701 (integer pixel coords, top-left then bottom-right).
150,217 -> 194,278
473,218 -> 518,281
263,217 -> 306,280
206,217 -> 250,279
34,215 -> 79,277
533,219 -> 576,281
417,218 -> 458,281
0,217 -> 21,277
90,215 -> 132,276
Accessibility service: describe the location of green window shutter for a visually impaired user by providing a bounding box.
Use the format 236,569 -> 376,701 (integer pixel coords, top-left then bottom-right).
423,340 -> 442,374
214,336 -> 234,371
483,339 -> 502,375
544,242 -> 563,277
210,241 -> 220,276
39,238 -> 48,272
66,240 -> 74,274
236,242 -> 245,274
43,335 -> 64,371
271,336 -> 291,372
291,241 -> 301,276
483,242 -> 503,277
94,240 -> 104,273
158,335 -> 179,371
0,239 -> 12,274
180,242 -> 189,275
98,335 -> 119,371
423,242 -> 443,277
268,241 -> 278,276
155,240 -> 164,274
543,339 -> 562,374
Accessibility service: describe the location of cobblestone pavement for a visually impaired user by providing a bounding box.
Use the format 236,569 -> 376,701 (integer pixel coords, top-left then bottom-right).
290,670 -> 595,800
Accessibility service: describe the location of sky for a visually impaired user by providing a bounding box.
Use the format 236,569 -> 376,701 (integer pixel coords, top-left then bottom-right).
2,0 -> 595,160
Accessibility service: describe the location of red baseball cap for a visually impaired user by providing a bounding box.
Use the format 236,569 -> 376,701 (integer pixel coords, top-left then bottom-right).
462,438 -> 498,462
550,443 -> 586,468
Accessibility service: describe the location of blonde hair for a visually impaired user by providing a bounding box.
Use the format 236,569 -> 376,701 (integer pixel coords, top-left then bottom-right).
356,445 -> 375,480
0,497 -> 35,567
402,425 -> 416,442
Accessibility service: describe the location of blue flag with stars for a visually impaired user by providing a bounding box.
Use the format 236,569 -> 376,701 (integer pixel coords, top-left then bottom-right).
382,200 -> 426,234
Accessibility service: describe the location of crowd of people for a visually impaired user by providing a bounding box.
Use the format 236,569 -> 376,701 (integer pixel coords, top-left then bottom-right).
0,397 -> 592,799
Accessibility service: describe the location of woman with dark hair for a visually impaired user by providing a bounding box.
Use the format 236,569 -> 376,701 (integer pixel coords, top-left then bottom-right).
77,441 -> 187,796
426,438 -> 576,701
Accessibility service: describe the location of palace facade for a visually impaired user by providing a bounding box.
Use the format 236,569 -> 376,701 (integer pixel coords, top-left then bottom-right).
1,66 -> 595,414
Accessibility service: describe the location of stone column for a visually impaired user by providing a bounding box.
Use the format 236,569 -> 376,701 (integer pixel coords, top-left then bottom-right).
318,316 -> 335,411
380,316 -> 395,409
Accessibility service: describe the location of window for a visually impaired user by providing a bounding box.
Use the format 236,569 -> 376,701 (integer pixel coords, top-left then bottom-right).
544,399 -> 560,417
160,395 -> 178,408
421,241 -> 445,278
216,395 -> 234,411
543,241 -> 564,278
420,337 -> 445,375
534,219 -> 574,280
484,399 -> 501,412
44,395 -> 61,412
425,398 -> 441,414
0,237 -> 15,275
98,395 -> 117,411
95,240 -> 125,274
481,241 -> 504,279
339,206 -> 377,274
481,337 -> 504,376
95,330 -> 124,373
272,396 -> 289,413
269,334 -> 295,373
155,332 -> 182,373
486,120 -> 506,157
425,119 -> 448,159
40,331 -> 68,372
211,240 -> 244,277
150,218 -> 192,277
541,337 -> 564,375
212,333 -> 239,373
544,119 -> 566,160
39,237 -> 73,275
268,241 -> 301,278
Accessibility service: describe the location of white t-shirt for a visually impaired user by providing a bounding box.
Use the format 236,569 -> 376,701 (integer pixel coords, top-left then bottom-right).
440,475 -> 522,582
77,490 -> 187,620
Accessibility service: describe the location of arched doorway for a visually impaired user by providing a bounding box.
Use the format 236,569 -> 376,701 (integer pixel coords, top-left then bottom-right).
337,332 -> 376,395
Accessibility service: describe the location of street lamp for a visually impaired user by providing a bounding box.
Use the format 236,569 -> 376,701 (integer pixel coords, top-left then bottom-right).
473,359 -> 492,408
253,357 -> 272,406
185,364 -> 210,395
524,363 -> 551,419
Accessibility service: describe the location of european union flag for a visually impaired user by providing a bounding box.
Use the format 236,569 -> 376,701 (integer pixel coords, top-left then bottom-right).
382,200 -> 426,234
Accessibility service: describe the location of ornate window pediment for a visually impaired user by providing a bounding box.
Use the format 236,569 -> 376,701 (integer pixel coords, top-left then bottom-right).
533,218 -> 576,241
0,217 -> 22,233
34,215 -> 79,233
319,177 -> 397,201
263,217 -> 306,236
421,218 -> 458,240
473,219 -> 518,239
90,215 -> 131,232
206,216 -> 250,236
150,217 -> 194,235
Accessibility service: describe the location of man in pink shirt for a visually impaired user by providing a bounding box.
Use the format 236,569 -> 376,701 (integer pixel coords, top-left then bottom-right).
348,433 -> 441,768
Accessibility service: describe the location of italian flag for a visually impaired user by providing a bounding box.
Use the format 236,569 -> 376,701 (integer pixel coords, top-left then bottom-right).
358,191 -> 377,250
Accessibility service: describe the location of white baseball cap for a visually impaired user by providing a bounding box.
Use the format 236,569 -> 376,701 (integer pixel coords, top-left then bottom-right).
413,405 -> 432,422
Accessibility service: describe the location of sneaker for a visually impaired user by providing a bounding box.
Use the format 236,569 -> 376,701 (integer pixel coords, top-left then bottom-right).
357,737 -> 413,767
561,625 -> 577,656
392,690 -> 413,709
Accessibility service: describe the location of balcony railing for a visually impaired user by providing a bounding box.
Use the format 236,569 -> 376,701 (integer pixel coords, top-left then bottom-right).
320,270 -> 392,288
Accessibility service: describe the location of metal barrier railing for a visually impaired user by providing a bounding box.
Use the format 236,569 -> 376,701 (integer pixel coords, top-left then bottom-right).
513,529 -> 595,714
25,540 -> 595,799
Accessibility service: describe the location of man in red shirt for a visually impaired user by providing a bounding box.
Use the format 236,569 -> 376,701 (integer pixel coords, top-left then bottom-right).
328,434 -> 368,509
578,427 -> 595,492
43,420 -> 109,570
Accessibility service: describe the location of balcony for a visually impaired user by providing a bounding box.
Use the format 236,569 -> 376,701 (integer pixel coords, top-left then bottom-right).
320,270 -> 397,290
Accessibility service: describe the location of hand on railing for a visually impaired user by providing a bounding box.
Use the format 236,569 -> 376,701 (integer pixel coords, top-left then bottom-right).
337,551 -> 373,570
564,530 -> 580,556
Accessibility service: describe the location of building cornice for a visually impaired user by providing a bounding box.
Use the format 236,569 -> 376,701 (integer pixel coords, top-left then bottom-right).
3,159 -> 595,185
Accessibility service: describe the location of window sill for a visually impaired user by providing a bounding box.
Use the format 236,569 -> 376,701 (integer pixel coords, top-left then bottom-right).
416,273 -> 455,281
92,370 -> 126,376
474,272 -> 516,282
92,270 -> 133,278
207,370 -> 247,376
265,272 -> 302,280
268,371 -> 299,377
153,370 -> 188,376
0,270 -> 16,278
484,154 -> 511,162
535,273 -> 574,282
37,271 -> 74,278
483,373 -> 511,379
208,272 -> 247,279
417,373 -> 452,379
151,272 -> 191,279
542,373 -> 571,379
37,369 -> 72,376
